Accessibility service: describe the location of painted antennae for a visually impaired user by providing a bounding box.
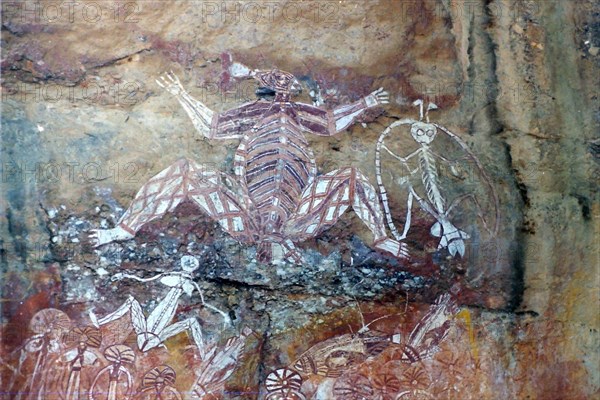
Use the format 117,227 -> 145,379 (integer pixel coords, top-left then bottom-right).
412,99 -> 424,121
426,102 -> 438,123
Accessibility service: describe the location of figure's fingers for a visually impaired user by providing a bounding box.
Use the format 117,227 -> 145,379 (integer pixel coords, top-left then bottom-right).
156,79 -> 165,88
88,230 -> 101,247
400,244 -> 410,259
168,70 -> 180,84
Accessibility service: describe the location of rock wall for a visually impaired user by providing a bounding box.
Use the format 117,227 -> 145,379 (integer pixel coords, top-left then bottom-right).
1,0 -> 598,399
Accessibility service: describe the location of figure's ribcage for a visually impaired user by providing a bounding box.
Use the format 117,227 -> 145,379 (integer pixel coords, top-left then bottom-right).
235,113 -> 316,235
419,147 -> 445,215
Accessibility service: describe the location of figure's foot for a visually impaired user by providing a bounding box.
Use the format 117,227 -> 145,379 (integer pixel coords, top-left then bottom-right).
433,221 -> 469,258
374,238 -> 410,260
89,226 -> 134,247
447,239 -> 466,258
280,239 -> 306,265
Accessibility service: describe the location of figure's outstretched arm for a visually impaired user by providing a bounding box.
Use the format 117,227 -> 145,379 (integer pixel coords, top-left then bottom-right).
191,282 -> 232,328
158,71 -> 265,140
157,71 -> 217,138
111,272 -> 165,283
329,88 -> 389,134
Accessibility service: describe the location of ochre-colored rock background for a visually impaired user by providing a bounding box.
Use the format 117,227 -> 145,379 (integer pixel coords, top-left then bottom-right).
1,0 -> 598,399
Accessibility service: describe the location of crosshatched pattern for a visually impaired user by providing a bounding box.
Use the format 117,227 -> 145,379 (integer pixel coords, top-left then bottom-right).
90,65 -> 409,264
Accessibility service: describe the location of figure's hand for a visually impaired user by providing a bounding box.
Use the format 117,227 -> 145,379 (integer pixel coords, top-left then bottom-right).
449,161 -> 467,179
365,87 -> 390,107
156,71 -> 185,96
111,273 -> 124,282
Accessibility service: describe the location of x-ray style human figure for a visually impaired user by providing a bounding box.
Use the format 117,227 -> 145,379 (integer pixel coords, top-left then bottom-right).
61,326 -> 103,400
90,62 -> 409,264
8,308 -> 71,400
89,345 -> 135,400
89,256 -> 230,358
376,100 -> 499,257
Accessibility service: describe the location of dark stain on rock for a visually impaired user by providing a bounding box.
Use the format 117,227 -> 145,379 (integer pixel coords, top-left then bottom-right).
572,193 -> 591,221
505,143 -> 531,209
507,230 -> 526,312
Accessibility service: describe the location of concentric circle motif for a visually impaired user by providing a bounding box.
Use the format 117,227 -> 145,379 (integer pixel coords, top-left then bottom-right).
104,344 -> 135,364
29,309 -> 70,335
142,365 -> 177,388
64,326 -> 102,348
265,368 -> 303,393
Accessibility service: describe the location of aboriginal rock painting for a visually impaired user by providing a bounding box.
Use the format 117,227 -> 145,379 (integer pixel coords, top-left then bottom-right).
86,62 -> 500,269
376,100 -> 500,260
263,294 -> 465,399
3,305 -> 255,399
1,61 -> 504,399
3,296 -> 493,399
90,62 -> 408,264
89,256 -> 230,358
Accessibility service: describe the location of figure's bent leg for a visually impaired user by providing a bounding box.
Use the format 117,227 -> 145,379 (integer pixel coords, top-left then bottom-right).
187,169 -> 258,244
90,295 -> 144,328
90,159 -> 257,247
89,296 -> 153,351
90,159 -> 198,246
285,167 -> 409,260
159,318 -> 206,358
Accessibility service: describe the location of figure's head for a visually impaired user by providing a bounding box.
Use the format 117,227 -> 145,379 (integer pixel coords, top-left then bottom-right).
410,99 -> 438,144
230,62 -> 302,96
180,255 -> 199,272
254,69 -> 302,95
410,121 -> 437,144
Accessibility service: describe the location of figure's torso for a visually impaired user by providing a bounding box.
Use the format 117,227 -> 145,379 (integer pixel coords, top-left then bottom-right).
147,285 -> 183,333
235,102 -> 317,237
418,145 -> 445,215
